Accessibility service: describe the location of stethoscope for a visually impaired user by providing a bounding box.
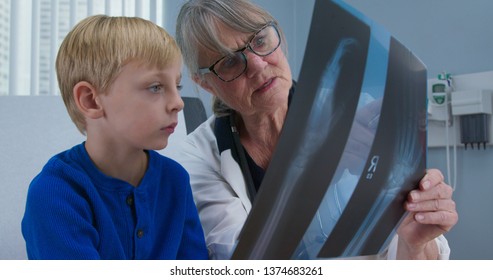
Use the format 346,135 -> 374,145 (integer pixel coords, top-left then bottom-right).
229,113 -> 257,203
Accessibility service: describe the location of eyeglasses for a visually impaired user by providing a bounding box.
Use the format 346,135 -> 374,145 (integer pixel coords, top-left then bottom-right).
198,22 -> 281,82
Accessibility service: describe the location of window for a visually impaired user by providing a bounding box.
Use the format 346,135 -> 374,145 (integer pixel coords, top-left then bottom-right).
1,0 -> 168,96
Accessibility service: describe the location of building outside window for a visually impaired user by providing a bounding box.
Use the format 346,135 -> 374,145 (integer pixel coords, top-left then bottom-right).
0,0 -> 167,96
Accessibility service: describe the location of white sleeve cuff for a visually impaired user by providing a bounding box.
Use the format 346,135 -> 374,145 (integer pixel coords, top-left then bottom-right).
386,234 -> 451,260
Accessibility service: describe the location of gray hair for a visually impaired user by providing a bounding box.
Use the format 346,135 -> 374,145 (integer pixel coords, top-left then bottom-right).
175,0 -> 287,116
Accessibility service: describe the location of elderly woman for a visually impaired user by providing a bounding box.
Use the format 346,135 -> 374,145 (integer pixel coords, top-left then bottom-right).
175,0 -> 458,260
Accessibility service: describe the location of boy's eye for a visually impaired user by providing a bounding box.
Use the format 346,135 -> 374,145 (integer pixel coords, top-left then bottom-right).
148,84 -> 163,93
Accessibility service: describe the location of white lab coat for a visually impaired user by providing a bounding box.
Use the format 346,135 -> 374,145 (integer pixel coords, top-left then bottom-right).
176,115 -> 451,260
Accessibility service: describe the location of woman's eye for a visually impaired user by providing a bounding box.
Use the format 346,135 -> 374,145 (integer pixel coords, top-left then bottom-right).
220,55 -> 241,69
177,84 -> 183,91
254,36 -> 266,48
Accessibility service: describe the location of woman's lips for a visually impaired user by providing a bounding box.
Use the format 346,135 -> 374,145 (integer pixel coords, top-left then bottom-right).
255,77 -> 275,94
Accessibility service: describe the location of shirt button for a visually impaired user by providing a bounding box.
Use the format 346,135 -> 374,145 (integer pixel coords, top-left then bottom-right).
126,194 -> 134,206
137,229 -> 144,238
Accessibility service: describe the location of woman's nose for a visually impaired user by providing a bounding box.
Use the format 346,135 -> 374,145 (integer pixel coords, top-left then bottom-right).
245,51 -> 268,79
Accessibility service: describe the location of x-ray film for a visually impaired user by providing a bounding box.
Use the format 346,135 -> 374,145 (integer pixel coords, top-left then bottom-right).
232,0 -> 427,259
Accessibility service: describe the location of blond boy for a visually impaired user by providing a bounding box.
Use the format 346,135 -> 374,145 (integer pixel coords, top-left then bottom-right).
22,15 -> 207,259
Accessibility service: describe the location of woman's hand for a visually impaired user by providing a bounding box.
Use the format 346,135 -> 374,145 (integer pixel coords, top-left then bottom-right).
396,169 -> 458,259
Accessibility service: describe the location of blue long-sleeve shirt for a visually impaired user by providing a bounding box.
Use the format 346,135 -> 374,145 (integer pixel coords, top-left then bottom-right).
22,143 -> 208,260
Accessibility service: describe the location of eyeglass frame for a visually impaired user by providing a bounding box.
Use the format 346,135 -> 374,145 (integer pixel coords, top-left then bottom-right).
197,21 -> 281,82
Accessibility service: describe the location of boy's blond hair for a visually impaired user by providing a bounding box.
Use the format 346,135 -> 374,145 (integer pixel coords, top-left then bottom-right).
56,15 -> 181,134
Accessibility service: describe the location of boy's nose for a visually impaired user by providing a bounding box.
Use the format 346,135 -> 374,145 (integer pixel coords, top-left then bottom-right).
167,90 -> 184,112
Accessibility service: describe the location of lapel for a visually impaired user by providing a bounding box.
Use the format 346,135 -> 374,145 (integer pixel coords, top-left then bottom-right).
215,115 -> 252,212
220,149 -> 252,212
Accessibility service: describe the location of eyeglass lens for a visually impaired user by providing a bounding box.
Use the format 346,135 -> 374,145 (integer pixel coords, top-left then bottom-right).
214,24 -> 280,82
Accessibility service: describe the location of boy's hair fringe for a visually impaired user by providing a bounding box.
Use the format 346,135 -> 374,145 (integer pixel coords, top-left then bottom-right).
56,15 -> 180,134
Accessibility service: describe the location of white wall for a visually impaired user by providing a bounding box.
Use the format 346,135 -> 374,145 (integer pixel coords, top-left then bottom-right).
345,0 -> 493,79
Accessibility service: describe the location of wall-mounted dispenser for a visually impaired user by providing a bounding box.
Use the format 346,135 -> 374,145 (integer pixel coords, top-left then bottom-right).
428,82 -> 452,124
451,89 -> 493,149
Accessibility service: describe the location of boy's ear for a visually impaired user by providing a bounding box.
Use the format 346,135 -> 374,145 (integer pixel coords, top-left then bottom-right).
73,81 -> 104,119
192,74 -> 217,96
